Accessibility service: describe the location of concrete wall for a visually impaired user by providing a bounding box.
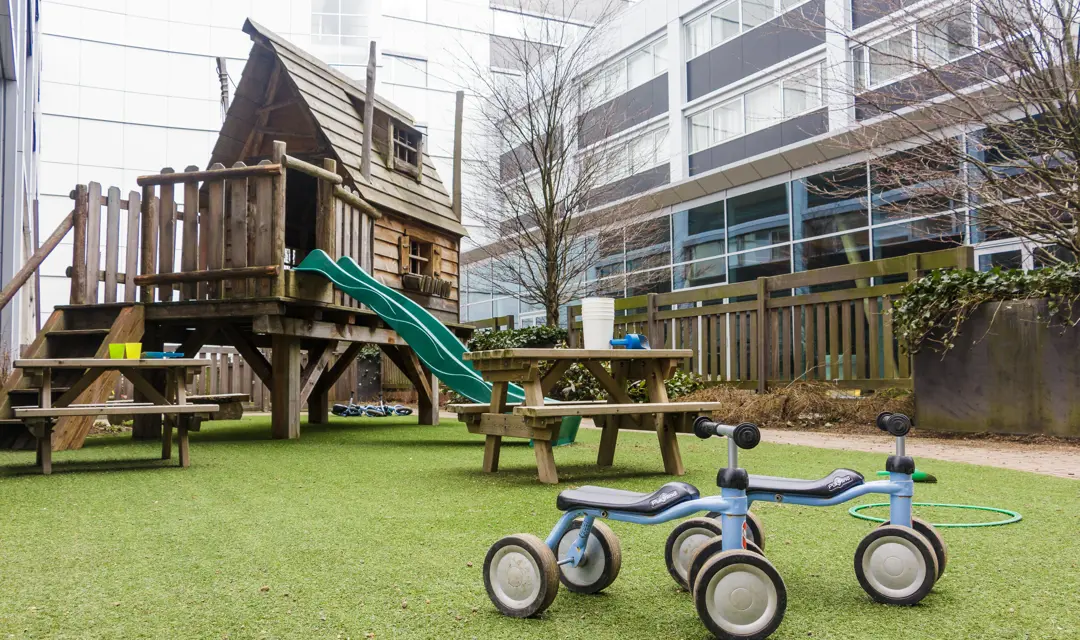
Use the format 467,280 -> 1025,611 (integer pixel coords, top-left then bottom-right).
915,299 -> 1080,437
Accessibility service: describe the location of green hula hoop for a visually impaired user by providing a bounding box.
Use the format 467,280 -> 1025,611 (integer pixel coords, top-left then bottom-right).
848,502 -> 1022,528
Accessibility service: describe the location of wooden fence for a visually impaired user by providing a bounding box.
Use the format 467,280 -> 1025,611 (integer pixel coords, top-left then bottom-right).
470,315 -> 516,331
69,142 -> 375,307
568,246 -> 974,391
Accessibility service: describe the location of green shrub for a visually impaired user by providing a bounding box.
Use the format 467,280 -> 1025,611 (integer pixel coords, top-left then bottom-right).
467,325 -> 569,351
893,263 -> 1080,353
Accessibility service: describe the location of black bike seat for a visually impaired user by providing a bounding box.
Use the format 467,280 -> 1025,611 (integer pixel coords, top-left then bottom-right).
747,469 -> 864,498
556,482 -> 700,515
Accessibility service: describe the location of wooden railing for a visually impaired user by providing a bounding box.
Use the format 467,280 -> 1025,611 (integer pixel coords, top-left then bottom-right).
568,246 -> 974,391
470,315 -> 516,331
69,141 -> 378,307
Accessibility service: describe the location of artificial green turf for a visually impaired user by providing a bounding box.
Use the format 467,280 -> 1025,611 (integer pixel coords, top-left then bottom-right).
1,417 -> 1077,639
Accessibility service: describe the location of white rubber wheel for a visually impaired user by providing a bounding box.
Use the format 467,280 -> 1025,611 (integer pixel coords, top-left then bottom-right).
693,549 -> 787,640
665,517 -> 723,590
687,536 -> 765,593
556,520 -> 622,594
483,534 -> 559,617
881,517 -> 948,579
854,525 -> 938,605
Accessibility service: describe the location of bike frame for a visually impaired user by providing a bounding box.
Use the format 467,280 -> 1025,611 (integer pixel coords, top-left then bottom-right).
545,474 -> 913,569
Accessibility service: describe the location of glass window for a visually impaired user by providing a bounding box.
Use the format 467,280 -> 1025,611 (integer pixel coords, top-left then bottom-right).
593,275 -> 626,298
673,201 -> 726,263
728,184 -> 790,251
712,2 -> 741,45
387,55 -> 427,87
918,12 -> 973,65
686,15 -> 709,59
714,99 -> 744,142
745,82 -> 781,133
627,268 -> 672,296
689,111 -> 712,153
871,142 -> 962,224
794,231 -> 870,272
494,297 -> 519,317
978,250 -> 1023,271
653,38 -> 668,75
626,215 -> 672,268
627,48 -> 654,88
792,165 -> 868,239
675,256 -> 727,289
869,31 -> 913,87
783,65 -> 821,118
872,215 -> 964,261
729,245 -> 791,283
1032,245 -> 1076,268
852,46 -> 867,91
742,0 -> 775,28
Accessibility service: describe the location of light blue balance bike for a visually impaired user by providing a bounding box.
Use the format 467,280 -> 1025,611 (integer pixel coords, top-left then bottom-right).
482,412 -> 945,640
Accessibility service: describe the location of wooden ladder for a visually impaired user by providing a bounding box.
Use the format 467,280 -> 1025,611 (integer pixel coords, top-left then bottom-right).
0,304 -> 144,450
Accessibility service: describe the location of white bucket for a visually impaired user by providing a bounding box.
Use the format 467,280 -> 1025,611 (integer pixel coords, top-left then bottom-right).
580,297 -> 615,350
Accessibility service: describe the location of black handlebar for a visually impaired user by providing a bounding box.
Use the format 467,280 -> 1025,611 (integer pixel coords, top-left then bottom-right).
876,412 -> 913,437
693,417 -> 761,449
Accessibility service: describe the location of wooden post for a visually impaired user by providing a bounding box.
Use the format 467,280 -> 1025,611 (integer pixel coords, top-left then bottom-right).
361,41 -> 377,181
85,182 -> 102,304
418,366 -> 439,426
181,165 -> 200,300
253,160 -> 274,296
271,141 -> 287,297
207,164 -> 226,298
132,324 -> 164,440
158,169 -> 176,301
271,334 -> 301,439
103,187 -> 121,303
125,190 -> 141,303
69,186 -> 88,305
316,158 -> 338,257
451,90 -> 464,220
227,162 -> 249,297
646,293 -> 659,346
140,185 -> 158,303
756,277 -> 769,394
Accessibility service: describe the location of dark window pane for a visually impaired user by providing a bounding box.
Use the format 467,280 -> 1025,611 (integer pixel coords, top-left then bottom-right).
794,231 -> 870,292
627,268 -> 672,296
592,275 -> 626,298
871,141 -> 962,224
978,250 -> 1022,271
674,256 -> 727,289
728,245 -> 791,283
872,216 -> 964,282
792,165 -> 868,239
673,201 -> 725,263
728,184 -> 790,251
1033,245 -> 1076,269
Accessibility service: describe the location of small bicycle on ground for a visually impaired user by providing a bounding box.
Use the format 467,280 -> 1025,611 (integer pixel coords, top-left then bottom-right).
483,412 -> 945,639
331,395 -> 414,418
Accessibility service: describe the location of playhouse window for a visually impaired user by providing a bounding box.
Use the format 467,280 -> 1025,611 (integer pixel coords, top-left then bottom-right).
409,239 -> 432,275
393,125 -> 422,176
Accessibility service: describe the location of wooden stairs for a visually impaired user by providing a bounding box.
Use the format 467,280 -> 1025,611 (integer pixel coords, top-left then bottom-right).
0,304 -> 145,451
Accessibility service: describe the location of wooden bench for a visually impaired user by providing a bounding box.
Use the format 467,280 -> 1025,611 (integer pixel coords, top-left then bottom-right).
15,402 -> 218,474
189,393 -> 250,420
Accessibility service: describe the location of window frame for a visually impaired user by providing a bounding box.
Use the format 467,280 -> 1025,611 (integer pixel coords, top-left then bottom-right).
683,0 -> 813,62
593,36 -> 668,102
392,122 -> 423,179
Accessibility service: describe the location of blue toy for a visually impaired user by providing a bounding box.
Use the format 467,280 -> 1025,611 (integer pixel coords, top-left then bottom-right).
482,412 -> 945,639
609,333 -> 650,349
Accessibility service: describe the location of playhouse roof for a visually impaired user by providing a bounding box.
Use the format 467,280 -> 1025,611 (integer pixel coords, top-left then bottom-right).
209,19 -> 466,237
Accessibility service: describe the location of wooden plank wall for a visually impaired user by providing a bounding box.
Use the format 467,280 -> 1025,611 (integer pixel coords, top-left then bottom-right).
373,212 -> 459,300
567,247 -> 974,391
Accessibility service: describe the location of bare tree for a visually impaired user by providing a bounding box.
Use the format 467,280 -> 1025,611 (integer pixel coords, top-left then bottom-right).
458,0 -> 660,325
819,0 -> 1080,264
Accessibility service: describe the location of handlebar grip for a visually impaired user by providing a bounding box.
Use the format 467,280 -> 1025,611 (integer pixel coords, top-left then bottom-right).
693,417 -> 761,449
876,412 -> 912,437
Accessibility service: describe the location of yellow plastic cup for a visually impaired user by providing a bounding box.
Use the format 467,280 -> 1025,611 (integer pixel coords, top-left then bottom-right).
125,343 -> 142,359
109,344 -> 125,359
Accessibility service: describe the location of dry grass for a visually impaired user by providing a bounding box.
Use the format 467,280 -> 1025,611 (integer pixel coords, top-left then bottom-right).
676,383 -> 914,434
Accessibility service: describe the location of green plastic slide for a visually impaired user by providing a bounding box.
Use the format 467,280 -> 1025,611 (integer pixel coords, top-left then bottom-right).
295,250 -> 579,445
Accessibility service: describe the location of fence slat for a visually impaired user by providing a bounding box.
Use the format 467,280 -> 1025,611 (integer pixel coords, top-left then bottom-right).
748,311 -> 757,382
254,161 -> 274,297
854,299 -> 866,379
125,190 -> 141,303
868,298 -> 880,379
828,303 -> 839,381
842,302 -> 853,381
801,306 -> 813,380
85,182 -> 102,303
708,315 -> 718,381
781,307 -> 792,381
770,310 -> 779,380
882,296 -> 897,378
104,187 -> 121,303
207,165 -> 226,298
181,166 -> 200,300
815,305 -> 827,381
228,162 -> 249,298
158,169 -> 176,301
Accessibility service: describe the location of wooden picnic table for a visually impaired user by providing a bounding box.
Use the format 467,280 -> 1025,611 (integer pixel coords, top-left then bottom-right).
455,348 -> 725,484
13,358 -> 218,474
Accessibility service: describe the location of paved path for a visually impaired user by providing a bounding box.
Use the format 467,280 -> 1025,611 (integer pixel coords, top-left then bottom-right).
441,412 -> 1078,479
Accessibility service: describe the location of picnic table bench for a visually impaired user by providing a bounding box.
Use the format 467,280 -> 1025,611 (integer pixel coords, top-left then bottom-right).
451,348 -> 726,484
12,358 -> 218,474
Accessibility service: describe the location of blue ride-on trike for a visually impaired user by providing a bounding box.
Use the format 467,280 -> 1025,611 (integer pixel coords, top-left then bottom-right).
482,412 -> 945,639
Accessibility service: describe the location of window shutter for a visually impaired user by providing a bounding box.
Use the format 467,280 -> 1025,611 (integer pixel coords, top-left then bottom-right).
399,235 -> 411,274
431,245 -> 443,277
